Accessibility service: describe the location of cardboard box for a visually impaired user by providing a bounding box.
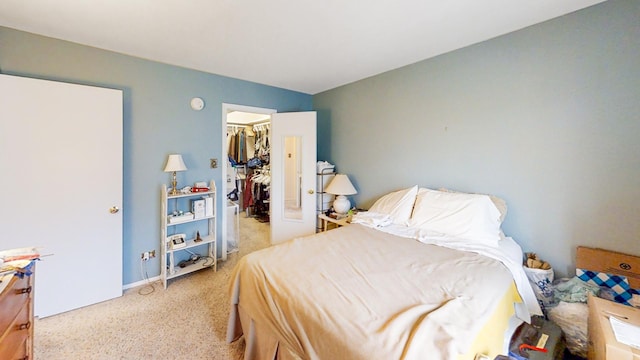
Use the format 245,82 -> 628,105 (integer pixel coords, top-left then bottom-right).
588,295 -> 640,360
577,247 -> 640,289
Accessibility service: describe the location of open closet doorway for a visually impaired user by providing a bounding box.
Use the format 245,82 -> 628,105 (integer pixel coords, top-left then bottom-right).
221,104 -> 276,261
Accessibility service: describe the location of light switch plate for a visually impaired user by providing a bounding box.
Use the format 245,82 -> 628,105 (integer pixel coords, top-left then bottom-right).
210,158 -> 217,168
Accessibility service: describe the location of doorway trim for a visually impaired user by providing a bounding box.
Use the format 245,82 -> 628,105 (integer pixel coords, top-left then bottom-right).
221,103 -> 276,260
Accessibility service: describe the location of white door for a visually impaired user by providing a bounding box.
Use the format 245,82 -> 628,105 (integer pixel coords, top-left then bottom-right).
0,74 -> 123,317
270,112 -> 317,244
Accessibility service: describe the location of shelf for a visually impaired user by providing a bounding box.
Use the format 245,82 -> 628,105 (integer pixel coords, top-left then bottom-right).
165,235 -> 215,253
161,180 -> 216,289
167,214 -> 214,226
167,189 -> 215,199
166,258 -> 215,280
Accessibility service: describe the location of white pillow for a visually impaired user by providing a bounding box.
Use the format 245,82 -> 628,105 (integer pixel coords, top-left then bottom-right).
438,187 -> 508,223
368,185 -> 418,225
408,188 -> 502,246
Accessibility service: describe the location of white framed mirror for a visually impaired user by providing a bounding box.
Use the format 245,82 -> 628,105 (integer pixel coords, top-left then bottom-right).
283,135 -> 303,220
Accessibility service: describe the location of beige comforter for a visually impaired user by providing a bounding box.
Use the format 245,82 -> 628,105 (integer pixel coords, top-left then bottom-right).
227,224 -> 514,359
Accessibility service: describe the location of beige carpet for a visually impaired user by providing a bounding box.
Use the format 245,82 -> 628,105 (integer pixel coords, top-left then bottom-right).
34,214 -> 270,360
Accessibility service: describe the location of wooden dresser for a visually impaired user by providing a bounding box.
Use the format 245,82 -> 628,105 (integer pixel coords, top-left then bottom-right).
0,264 -> 35,360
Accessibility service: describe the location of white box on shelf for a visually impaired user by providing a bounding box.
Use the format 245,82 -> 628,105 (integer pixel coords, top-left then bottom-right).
192,199 -> 205,219
168,212 -> 194,224
203,195 -> 214,217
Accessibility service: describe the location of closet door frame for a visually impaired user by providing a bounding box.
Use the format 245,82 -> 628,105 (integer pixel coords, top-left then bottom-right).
221,103 -> 276,260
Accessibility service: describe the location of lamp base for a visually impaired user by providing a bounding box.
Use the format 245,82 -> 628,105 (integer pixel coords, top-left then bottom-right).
332,195 -> 351,214
169,171 -> 179,195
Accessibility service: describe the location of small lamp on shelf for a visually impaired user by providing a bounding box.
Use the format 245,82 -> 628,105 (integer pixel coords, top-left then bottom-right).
325,174 -> 357,215
164,154 -> 187,195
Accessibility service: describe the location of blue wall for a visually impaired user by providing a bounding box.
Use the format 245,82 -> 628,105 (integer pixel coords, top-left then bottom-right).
314,0 -> 640,277
2,0 -> 638,285
0,27 -> 312,285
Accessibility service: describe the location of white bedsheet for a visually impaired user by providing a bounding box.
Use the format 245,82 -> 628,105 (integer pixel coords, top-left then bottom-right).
352,213 -> 543,321
228,223 -> 533,359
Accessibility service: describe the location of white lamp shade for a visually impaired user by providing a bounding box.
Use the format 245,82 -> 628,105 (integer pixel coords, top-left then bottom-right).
324,174 -> 357,195
325,174 -> 357,214
164,154 -> 187,172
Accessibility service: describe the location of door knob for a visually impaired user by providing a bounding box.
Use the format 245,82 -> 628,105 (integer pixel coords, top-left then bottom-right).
307,189 -> 315,194
109,206 -> 119,214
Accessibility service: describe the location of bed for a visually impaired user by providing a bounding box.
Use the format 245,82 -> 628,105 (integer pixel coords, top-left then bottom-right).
227,186 -> 541,359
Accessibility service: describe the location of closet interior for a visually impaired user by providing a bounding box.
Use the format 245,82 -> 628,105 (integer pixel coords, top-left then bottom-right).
226,112 -> 272,253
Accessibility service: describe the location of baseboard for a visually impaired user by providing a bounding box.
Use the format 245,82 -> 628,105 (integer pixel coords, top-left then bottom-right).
123,275 -> 161,291
123,256 -> 225,290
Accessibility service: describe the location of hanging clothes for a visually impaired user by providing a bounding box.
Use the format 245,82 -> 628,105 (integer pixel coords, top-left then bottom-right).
228,126 -> 250,164
252,123 -> 271,164
243,173 -> 254,209
228,127 -> 238,162
237,129 -> 247,163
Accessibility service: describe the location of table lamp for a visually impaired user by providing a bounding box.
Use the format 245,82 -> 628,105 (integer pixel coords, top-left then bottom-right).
325,174 -> 357,214
164,154 -> 187,195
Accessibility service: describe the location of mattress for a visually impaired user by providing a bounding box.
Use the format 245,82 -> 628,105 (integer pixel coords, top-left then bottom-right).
228,224 -> 532,359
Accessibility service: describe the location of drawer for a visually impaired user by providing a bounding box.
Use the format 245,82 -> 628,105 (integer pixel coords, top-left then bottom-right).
0,275 -> 32,334
0,304 -> 30,360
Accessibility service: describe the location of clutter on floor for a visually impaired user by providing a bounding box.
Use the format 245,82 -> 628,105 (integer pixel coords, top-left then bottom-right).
523,253 -> 555,313
521,247 -> 640,359
587,294 -> 640,360
547,300 -> 588,357
508,316 -> 566,360
576,246 -> 640,307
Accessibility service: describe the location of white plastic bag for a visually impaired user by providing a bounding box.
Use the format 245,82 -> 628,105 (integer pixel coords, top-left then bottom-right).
548,301 -> 588,357
524,266 -> 555,311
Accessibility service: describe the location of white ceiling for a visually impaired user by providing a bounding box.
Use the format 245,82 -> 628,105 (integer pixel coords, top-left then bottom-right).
228,111 -> 270,125
0,0 -> 605,94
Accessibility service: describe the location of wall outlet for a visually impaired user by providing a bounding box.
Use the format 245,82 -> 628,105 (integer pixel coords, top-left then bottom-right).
141,250 -> 156,261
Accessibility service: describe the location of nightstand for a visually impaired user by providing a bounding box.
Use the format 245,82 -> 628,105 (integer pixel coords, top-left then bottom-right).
318,213 -> 351,231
